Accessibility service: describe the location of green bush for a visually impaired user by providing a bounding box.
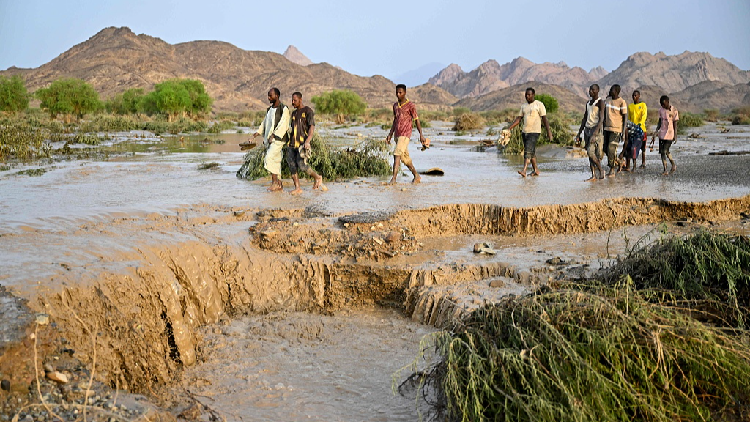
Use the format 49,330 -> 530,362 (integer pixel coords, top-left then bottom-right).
535,93 -> 559,114
452,107 -> 471,117
731,115 -> 750,125
207,120 -> 236,133
0,120 -> 45,161
703,108 -> 720,122
0,75 -> 30,113
311,90 -> 367,124
78,115 -> 141,133
36,78 -> 102,120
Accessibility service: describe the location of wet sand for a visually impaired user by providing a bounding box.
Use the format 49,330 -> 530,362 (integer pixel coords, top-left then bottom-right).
0,121 -> 749,420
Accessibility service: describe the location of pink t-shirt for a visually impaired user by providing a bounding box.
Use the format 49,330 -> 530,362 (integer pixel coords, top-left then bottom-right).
658,106 -> 679,140
393,100 -> 418,138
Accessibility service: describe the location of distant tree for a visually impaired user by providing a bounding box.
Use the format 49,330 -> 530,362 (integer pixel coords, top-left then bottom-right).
177,79 -> 212,117
36,78 -> 101,121
140,79 -> 213,120
106,88 -> 145,115
311,90 -> 367,123
535,94 -> 559,114
0,75 -> 30,113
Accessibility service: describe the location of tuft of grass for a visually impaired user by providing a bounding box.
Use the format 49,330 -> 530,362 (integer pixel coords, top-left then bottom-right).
408,231 -> 750,422
453,113 -> 484,131
677,113 -> 704,134
502,113 -> 573,154
236,134 -> 391,181
198,162 -> 220,170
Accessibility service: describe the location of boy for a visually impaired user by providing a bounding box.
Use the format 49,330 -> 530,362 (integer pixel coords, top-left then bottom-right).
603,84 -> 628,177
575,84 -> 605,181
385,84 -> 427,184
506,87 -> 553,177
287,91 -> 327,195
651,95 -> 679,176
628,90 -> 648,169
251,87 -> 290,192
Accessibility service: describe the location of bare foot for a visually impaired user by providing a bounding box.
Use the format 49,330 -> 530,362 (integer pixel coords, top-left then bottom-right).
412,174 -> 421,184
662,171 -> 669,176
531,171 -> 540,177
639,164 -> 646,169
607,172 -> 616,178
670,166 -> 676,173
268,182 -> 283,192
518,170 -> 527,178
388,178 -> 397,185
313,176 -> 328,191
290,188 -> 303,195
584,177 -> 598,182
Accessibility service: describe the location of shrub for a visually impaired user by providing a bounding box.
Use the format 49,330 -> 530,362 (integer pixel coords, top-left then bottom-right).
731,114 -> 750,125
677,113 -> 704,134
0,75 -> 30,113
703,108 -> 720,122
78,114 -> 141,133
535,93 -> 559,114
311,90 -> 367,124
452,107 -> 471,117
453,113 -> 484,131
36,78 -> 102,121
0,120 -> 45,161
502,113 -> 572,154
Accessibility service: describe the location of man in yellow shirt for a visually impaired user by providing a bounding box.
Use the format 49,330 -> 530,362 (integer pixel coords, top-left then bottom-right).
628,90 -> 648,169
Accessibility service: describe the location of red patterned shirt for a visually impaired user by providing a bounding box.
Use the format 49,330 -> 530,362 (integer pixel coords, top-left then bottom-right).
393,99 -> 418,138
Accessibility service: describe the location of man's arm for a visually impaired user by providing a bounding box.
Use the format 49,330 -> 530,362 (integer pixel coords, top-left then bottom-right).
385,109 -> 397,143
576,108 -> 588,141
639,104 -> 648,135
304,125 -> 315,150
506,115 -> 523,131
595,100 -> 605,134
672,111 -> 679,142
621,103 -> 628,143
542,115 -> 552,141
252,114 -> 264,140
652,118 -> 661,143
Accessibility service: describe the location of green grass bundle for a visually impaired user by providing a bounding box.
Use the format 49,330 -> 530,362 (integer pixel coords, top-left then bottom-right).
236,134 -> 391,181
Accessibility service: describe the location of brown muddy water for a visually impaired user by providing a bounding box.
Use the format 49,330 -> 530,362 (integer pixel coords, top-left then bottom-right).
0,122 -> 749,421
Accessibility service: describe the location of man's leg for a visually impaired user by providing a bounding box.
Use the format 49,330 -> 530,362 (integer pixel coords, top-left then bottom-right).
389,155 -> 401,184
399,146 -> 420,184
265,141 -> 284,191
307,168 -> 328,191
640,134 -> 647,168
290,173 -> 302,195
269,174 -> 283,191
530,157 -> 540,176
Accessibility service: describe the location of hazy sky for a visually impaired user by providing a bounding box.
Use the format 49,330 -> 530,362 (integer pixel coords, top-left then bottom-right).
1,0 -> 748,82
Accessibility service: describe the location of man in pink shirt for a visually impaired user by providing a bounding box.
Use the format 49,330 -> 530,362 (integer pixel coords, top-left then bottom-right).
650,95 -> 679,176
385,84 -> 427,184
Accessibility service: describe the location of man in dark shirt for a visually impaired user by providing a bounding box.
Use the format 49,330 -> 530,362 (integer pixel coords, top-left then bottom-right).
288,92 -> 327,195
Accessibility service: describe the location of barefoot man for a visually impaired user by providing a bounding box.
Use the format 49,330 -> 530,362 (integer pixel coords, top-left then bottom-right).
385,84 -> 426,185
506,87 -> 553,177
251,88 -> 290,192
651,95 -> 679,176
575,84 -> 605,181
287,91 -> 326,195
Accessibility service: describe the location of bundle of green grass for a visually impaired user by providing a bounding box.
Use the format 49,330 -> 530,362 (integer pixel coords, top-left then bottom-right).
415,231 -> 750,422
236,134 -> 391,181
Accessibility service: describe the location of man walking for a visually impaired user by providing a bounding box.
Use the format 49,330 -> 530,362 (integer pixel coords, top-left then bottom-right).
506,87 -> 553,177
288,91 -> 327,195
385,84 -> 426,185
575,84 -> 605,181
251,87 -> 290,192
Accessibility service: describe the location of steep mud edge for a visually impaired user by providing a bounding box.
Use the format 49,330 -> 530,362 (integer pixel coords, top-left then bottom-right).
1,195 -> 748,414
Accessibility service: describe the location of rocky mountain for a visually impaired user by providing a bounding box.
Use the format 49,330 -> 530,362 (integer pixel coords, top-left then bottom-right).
671,81 -> 750,114
598,51 -> 750,95
452,82 -> 587,115
282,45 -> 312,66
391,62 -> 447,88
428,58 -> 603,98
0,27 -> 453,112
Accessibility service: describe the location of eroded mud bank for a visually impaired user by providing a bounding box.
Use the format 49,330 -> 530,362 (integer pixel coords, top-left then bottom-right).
1,195 -> 749,418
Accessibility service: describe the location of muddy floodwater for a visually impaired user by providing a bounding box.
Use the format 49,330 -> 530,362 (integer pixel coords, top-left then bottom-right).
1,121 -> 749,421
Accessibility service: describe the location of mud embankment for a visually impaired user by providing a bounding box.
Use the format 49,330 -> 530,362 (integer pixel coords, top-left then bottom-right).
1,195 -> 748,417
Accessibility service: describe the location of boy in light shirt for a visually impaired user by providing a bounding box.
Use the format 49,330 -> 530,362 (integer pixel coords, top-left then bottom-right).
650,95 -> 679,176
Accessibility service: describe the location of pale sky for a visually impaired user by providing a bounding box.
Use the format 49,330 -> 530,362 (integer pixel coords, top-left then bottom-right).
1,0 -> 748,83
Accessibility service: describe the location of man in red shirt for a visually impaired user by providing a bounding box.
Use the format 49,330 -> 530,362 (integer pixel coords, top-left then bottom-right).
385,84 -> 427,184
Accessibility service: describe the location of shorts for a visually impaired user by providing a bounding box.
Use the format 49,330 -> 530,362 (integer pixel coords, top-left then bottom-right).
286,146 -> 310,174
522,132 -> 540,159
630,137 -> 642,159
393,136 -> 412,166
263,140 -> 285,175
584,127 -> 603,161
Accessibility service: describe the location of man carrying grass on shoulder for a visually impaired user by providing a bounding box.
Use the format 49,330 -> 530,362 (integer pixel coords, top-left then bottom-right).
251,87 -> 290,192
288,91 -> 327,195
506,87 -> 552,177
385,84 -> 426,185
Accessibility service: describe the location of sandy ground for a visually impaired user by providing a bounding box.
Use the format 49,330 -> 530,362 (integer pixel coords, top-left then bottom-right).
0,120 -> 749,421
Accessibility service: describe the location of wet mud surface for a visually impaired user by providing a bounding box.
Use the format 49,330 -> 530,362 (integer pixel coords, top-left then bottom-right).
0,122 -> 749,420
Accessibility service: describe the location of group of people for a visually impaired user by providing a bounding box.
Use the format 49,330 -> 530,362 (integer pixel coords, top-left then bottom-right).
252,82 -> 681,193
253,84 -> 428,193
512,85 -> 679,180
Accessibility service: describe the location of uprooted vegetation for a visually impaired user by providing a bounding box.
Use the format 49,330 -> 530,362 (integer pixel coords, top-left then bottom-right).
236,134 -> 391,181
406,230 -> 750,422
